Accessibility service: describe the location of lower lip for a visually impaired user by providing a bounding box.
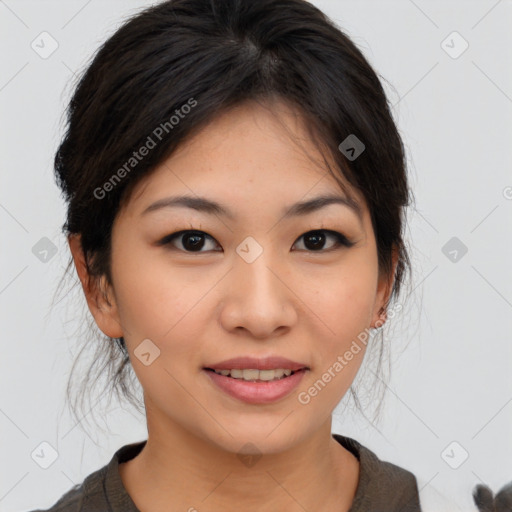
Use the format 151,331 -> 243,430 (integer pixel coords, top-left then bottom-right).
203,369 -> 307,404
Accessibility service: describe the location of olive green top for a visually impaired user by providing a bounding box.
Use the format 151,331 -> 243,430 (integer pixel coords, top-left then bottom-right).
26,434 -> 422,511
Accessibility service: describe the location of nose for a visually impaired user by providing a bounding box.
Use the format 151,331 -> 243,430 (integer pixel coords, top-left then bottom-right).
219,249 -> 298,339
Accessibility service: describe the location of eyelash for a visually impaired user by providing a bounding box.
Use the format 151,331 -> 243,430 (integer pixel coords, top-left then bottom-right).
157,229 -> 355,253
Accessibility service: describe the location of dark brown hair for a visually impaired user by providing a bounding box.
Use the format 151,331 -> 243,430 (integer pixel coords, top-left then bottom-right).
52,0 -> 416,433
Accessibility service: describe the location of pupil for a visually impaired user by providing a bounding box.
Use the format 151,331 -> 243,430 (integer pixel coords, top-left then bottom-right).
305,232 -> 325,250
184,233 -> 204,251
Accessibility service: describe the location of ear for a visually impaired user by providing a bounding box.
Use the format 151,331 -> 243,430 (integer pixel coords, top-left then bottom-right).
370,245 -> 399,329
67,234 -> 124,339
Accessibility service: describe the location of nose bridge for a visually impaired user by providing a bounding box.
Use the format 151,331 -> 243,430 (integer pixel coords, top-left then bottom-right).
221,238 -> 296,336
234,239 -> 283,304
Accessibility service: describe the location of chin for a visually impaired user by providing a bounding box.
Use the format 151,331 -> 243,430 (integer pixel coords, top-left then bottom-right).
203,423 -> 306,457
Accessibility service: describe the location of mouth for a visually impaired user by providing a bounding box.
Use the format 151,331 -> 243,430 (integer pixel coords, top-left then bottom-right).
203,367 -> 306,382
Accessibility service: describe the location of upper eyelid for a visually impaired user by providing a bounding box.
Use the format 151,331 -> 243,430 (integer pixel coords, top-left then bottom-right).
163,228 -> 345,240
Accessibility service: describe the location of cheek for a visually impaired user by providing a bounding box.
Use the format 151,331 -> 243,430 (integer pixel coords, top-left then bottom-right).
299,258 -> 377,386
301,272 -> 375,408
113,252 -> 214,362
111,250 -> 175,334
305,258 -> 377,331
113,264 -> 207,402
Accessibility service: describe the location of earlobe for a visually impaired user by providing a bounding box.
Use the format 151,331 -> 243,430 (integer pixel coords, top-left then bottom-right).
370,306 -> 387,330
67,234 -> 124,339
370,247 -> 399,329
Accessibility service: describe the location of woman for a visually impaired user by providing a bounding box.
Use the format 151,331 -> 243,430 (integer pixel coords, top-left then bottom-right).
29,0 -> 422,510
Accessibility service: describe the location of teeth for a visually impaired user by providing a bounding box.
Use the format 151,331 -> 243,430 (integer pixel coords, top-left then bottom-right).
213,368 -> 295,381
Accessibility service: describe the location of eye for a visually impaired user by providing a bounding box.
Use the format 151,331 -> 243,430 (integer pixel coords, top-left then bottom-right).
158,229 -> 354,253
292,229 -> 355,252
157,230 -> 220,252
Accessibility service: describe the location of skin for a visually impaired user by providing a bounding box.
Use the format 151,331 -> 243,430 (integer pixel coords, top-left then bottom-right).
69,99 -> 397,512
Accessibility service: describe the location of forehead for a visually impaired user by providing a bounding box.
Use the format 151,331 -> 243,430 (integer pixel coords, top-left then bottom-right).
125,100 -> 367,222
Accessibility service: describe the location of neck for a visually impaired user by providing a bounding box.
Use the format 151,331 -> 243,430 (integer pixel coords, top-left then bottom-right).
119,410 -> 359,511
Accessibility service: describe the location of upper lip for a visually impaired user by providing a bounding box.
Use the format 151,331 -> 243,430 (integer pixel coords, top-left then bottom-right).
204,356 -> 309,371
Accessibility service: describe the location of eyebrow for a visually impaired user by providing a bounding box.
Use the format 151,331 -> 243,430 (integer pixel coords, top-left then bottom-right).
141,193 -> 363,223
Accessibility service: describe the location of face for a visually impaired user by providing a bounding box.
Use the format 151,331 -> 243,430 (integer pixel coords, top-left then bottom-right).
71,100 -> 394,455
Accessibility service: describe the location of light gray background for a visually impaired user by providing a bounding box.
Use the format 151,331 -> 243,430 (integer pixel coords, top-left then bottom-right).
1,1 -> 511,511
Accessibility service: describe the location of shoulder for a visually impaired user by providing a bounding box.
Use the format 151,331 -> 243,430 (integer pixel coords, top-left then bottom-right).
24,441 -> 146,512
22,452 -> 113,512
333,433 -> 422,511
23,466 -> 108,512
